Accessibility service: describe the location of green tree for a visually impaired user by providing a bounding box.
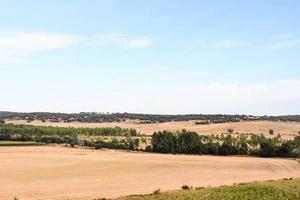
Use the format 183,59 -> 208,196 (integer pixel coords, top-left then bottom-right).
151,131 -> 177,153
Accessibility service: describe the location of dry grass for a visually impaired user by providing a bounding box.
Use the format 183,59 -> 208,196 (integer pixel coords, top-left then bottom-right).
7,119 -> 300,139
1,146 -> 300,200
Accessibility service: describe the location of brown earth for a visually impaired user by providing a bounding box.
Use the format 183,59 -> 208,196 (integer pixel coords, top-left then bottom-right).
1,146 -> 300,200
6,119 -> 300,139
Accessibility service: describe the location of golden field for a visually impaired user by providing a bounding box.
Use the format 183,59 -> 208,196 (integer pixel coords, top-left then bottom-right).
1,146 -> 300,200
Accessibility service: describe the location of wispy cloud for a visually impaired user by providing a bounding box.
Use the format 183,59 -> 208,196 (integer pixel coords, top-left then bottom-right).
215,40 -> 248,48
269,39 -> 300,49
93,34 -> 152,48
0,32 -> 80,63
271,33 -> 293,40
0,32 -> 153,63
268,33 -> 300,49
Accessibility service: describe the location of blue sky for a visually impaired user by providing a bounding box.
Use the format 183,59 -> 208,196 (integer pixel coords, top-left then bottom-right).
0,0 -> 300,115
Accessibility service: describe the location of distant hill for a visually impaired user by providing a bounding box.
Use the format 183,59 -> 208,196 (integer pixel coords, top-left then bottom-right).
1,111 -> 300,123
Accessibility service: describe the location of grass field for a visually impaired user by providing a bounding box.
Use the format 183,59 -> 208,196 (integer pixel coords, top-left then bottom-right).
117,178 -> 300,200
0,141 -> 45,146
1,146 -> 300,200
7,119 -> 300,139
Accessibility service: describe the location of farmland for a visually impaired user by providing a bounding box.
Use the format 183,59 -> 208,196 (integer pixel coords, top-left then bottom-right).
1,146 -> 300,200
1,116 -> 300,200
6,119 -> 300,139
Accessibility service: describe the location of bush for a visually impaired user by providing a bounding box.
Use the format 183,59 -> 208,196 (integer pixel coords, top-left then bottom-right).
195,121 -> 209,125
145,145 -> 152,152
152,189 -> 161,195
227,128 -> 234,134
181,185 -> 191,190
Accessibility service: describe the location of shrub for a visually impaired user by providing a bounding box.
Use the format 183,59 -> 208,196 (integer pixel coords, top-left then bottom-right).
195,121 -> 209,125
70,141 -> 75,147
181,185 -> 191,190
145,145 -> 152,152
227,128 -> 234,134
152,189 -> 161,195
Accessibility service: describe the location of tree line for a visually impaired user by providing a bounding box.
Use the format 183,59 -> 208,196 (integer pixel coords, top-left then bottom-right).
0,124 -> 138,144
150,130 -> 300,158
1,124 -> 300,158
0,124 -> 138,137
0,124 -> 141,150
2,111 -> 300,123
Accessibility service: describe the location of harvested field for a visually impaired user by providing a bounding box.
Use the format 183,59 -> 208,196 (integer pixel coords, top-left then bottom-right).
1,146 -> 300,200
7,119 -> 300,139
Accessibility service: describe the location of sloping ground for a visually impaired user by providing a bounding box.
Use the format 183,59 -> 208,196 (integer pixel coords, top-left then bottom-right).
6,119 -> 300,139
1,146 -> 300,200
118,178 -> 300,200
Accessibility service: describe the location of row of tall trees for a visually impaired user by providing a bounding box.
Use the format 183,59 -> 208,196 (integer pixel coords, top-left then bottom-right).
1,124 -> 300,158
0,124 -> 141,150
0,124 -> 138,137
150,130 -> 300,158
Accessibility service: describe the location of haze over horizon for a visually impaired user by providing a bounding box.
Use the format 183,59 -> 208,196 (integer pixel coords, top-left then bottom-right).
1,1 -> 300,115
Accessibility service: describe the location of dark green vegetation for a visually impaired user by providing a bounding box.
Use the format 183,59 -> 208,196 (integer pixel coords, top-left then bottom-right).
151,130 -> 300,158
0,141 -> 44,146
0,124 -> 140,150
1,111 -> 300,123
115,179 -> 300,200
0,123 -> 138,137
0,124 -> 300,157
1,124 -> 300,158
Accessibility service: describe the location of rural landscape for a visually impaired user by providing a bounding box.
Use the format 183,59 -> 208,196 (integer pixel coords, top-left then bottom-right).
1,1 -> 300,200
1,112 -> 300,199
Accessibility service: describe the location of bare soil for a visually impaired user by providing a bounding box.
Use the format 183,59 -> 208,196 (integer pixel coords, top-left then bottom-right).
1,146 -> 300,200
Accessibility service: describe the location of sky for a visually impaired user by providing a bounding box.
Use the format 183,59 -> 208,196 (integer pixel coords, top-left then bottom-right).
0,0 -> 300,115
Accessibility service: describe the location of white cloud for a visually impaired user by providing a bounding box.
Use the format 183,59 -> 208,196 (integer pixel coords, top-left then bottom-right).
272,33 -> 293,40
268,39 -> 300,49
0,32 -> 80,62
94,34 -> 152,48
215,40 -> 247,48
268,33 -> 300,49
0,32 -> 152,63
